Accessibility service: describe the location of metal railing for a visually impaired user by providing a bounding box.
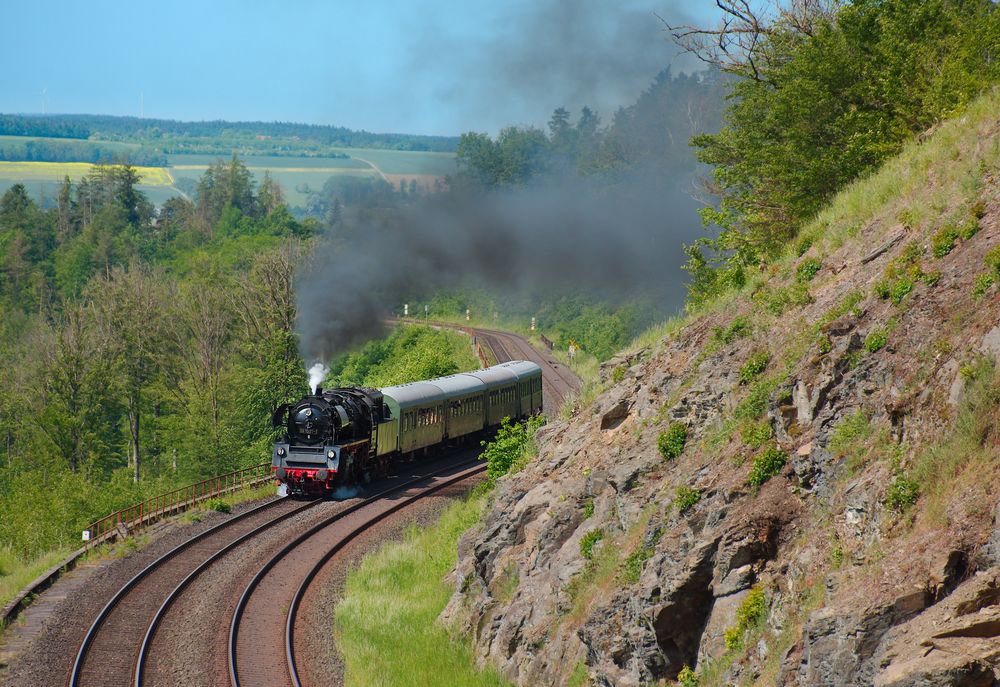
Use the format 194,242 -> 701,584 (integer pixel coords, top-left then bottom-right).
82,462 -> 273,549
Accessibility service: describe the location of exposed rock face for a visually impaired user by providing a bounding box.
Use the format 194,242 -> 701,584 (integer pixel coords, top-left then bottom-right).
442,191 -> 1000,685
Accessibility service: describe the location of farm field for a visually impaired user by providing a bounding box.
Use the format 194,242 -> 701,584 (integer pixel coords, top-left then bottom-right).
0,161 -> 172,185
0,141 -> 455,208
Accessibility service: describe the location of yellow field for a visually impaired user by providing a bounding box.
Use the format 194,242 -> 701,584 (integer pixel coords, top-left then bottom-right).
0,161 -> 173,186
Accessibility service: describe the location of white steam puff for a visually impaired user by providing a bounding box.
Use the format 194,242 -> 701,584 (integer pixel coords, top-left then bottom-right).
308,362 -> 330,394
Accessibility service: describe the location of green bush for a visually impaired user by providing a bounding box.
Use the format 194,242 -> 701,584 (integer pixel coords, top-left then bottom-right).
931,226 -> 959,258
657,423 -> 688,460
711,316 -> 752,346
748,446 -> 787,487
481,416 -> 545,483
796,258 -> 822,282
612,366 -> 627,383
734,379 -> 776,422
580,529 -> 604,559
917,270 -> 941,287
740,421 -> 774,449
619,546 -> 653,583
739,350 -> 771,384
677,665 -> 699,687
724,587 -> 767,652
959,216 -> 981,240
865,328 -> 889,353
885,475 -> 920,512
973,272 -> 995,299
674,486 -> 702,514
582,498 -> 595,519
986,246 -> 1000,274
204,498 -> 231,513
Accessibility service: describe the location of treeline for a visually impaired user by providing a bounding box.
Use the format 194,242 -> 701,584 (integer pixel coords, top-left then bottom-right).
423,68 -> 726,358
0,157 -> 319,558
452,68 -> 724,189
0,137 -> 167,166
0,113 -> 459,153
682,0 -> 1000,306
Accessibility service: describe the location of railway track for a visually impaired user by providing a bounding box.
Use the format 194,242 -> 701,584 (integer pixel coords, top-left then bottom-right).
69,496 -> 318,687
400,318 -> 581,411
226,459 -> 485,687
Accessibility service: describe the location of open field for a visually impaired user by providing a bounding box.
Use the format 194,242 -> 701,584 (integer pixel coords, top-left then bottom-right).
0,161 -> 173,185
0,140 -> 455,208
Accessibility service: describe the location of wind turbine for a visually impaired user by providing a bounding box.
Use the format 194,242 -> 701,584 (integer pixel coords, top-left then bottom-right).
41,88 -> 47,115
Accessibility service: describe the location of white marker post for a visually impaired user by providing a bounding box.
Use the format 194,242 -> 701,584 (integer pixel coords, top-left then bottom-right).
404,303 -> 409,317
531,317 -> 536,331
466,308 -> 470,321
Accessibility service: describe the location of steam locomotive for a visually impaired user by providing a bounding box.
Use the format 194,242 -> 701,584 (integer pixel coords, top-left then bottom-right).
271,361 -> 543,496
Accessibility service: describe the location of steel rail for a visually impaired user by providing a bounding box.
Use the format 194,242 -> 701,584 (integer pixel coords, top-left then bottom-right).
69,495 -> 290,687
284,462 -> 486,687
132,499 -> 322,687
227,459 -> 485,687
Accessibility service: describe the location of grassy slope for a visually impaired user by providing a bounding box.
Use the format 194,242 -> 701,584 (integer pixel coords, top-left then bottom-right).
335,493 -> 510,687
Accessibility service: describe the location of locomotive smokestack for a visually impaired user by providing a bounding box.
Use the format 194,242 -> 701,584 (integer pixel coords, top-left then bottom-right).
308,362 -> 329,395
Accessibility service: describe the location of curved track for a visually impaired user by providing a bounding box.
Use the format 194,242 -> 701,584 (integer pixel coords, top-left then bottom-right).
402,318 -> 581,410
70,496 -> 320,687
227,460 -> 486,687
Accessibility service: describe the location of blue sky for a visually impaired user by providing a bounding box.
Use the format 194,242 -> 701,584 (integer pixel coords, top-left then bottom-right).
1,0 -> 720,136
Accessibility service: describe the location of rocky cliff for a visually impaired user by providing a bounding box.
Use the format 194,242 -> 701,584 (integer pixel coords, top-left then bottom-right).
442,97 -> 1000,686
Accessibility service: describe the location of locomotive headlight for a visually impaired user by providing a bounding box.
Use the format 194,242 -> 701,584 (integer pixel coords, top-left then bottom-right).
277,447 -> 286,456
327,450 -> 336,459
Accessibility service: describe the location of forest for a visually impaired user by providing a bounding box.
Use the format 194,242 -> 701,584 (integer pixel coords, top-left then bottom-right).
0,113 -> 459,156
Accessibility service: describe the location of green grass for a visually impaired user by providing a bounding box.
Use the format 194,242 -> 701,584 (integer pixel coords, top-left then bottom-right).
0,546 -> 76,618
334,493 -> 510,687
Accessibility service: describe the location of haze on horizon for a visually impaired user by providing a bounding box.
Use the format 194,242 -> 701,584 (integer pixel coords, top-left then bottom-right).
1,0 -> 717,137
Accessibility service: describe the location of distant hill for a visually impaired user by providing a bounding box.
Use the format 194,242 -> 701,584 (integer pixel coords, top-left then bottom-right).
0,113 -> 459,154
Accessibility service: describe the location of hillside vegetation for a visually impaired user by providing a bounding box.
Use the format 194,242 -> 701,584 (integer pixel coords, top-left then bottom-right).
433,2 -> 1000,685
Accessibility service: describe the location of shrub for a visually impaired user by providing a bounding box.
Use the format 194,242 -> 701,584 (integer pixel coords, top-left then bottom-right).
711,316 -> 751,346
674,486 -> 702,514
734,379 -> 775,422
796,258 -> 823,282
865,328 -> 889,353
619,546 -> 653,583
724,587 -> 767,652
582,498 -> 595,519
931,226 -> 959,258
739,350 -> 771,384
482,416 -> 545,483
677,666 -> 699,687
740,421 -> 773,449
657,423 -> 688,460
580,529 -> 604,559
204,498 -> 231,513
973,272 -> 995,299
889,276 -> 914,305
748,446 -> 787,487
612,366 -> 627,383
959,217 -> 980,240
986,246 -> 1000,274
917,270 -> 941,287
885,474 -> 919,512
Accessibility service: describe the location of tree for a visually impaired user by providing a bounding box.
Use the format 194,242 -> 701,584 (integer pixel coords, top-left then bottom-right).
89,265 -> 167,482
257,172 -> 285,216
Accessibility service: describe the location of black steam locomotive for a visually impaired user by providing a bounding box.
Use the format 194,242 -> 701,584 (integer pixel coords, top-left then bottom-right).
271,361 -> 543,496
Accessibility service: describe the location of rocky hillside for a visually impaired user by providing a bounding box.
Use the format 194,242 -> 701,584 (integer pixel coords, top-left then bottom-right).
442,92 -> 1000,686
